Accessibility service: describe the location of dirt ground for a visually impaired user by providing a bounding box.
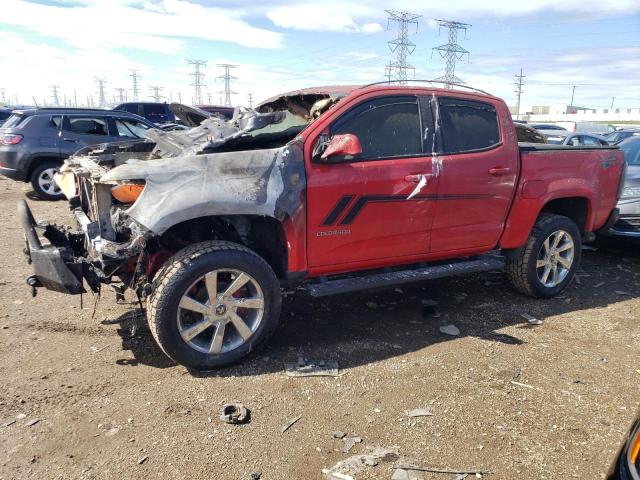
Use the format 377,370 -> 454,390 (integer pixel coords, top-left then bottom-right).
0,175 -> 638,480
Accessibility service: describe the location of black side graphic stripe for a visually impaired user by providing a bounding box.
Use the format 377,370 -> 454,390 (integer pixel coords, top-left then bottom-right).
321,195 -> 354,226
337,194 -> 492,225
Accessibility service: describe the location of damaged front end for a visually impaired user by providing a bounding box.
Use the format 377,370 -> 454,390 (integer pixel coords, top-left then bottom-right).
23,90 -> 344,298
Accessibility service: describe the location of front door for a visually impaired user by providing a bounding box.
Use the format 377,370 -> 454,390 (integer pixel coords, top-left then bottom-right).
306,94 -> 440,269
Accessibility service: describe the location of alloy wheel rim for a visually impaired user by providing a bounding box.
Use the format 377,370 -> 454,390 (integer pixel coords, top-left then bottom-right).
536,229 -> 575,288
38,168 -> 61,195
176,269 -> 264,355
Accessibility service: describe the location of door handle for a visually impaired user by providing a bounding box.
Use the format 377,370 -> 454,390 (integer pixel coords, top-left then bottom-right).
488,167 -> 511,175
405,174 -> 433,183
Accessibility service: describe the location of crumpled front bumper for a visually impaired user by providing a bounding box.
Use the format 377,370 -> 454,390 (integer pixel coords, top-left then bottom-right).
18,199 -> 86,295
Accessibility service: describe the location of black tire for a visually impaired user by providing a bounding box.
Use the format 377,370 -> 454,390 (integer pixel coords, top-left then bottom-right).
147,241 -> 281,370
506,213 -> 582,298
29,160 -> 63,200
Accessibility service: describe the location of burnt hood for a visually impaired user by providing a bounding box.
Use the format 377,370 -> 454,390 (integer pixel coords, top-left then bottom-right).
168,103 -> 214,128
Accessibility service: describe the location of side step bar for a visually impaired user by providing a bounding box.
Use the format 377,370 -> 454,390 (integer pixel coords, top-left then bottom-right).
307,255 -> 505,298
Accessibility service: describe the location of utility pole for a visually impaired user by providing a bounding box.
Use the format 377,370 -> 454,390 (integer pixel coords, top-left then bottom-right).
432,19 -> 471,88
115,87 -> 127,103
247,93 -> 254,108
177,92 -> 182,103
610,97 -> 615,110
0,88 -> 5,104
50,85 -> 60,106
129,69 -> 141,101
570,85 -> 576,107
207,92 -> 212,104
216,64 -> 237,107
95,77 -> 107,107
149,86 -> 163,102
73,89 -> 78,107
384,10 -> 421,85
187,59 -> 207,105
514,68 -> 525,120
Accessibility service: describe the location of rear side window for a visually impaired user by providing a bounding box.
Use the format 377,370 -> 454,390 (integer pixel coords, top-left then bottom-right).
64,117 -> 108,135
437,98 -> 500,154
2,114 -> 27,128
49,116 -> 62,129
115,118 -> 150,138
330,95 -> 422,160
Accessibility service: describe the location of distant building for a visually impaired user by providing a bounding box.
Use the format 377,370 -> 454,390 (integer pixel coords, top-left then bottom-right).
509,103 -> 640,122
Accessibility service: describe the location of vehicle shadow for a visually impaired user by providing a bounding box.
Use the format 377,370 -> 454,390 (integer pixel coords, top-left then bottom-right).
111,247 -> 639,376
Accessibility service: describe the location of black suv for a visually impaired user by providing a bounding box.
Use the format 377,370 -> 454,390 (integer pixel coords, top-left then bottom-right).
0,108 -> 156,199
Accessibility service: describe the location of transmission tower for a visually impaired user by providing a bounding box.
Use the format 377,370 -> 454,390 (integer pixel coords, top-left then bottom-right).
149,86 -> 163,102
432,19 -> 471,88
187,59 -> 207,105
95,77 -> 107,107
514,68 -> 525,120
0,88 -> 5,104
115,87 -> 127,103
50,85 -> 60,106
216,64 -> 237,107
129,69 -> 141,101
247,93 -> 254,108
384,10 -> 421,85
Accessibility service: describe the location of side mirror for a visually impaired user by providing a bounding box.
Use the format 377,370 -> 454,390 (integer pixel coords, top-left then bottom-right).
320,134 -> 362,162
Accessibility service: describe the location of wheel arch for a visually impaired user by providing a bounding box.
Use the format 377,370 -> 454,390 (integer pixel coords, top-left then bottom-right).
26,155 -> 66,180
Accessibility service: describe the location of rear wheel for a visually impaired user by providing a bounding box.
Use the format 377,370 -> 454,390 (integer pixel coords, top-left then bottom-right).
506,214 -> 581,297
148,241 -> 281,370
30,161 -> 63,200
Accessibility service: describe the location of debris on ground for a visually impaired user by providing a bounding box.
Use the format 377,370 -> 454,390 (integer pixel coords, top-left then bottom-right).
281,415 -> 302,433
25,418 -> 40,427
365,301 -> 378,308
249,472 -> 262,480
405,408 -> 434,418
594,282 -> 605,288
439,324 -> 460,336
341,435 -> 362,453
332,431 -> 347,439
284,358 -> 342,378
219,403 -> 250,425
510,381 -> 535,390
322,446 -> 399,479
520,313 -> 543,325
615,290 -> 633,296
137,454 -> 149,465
2,419 -> 16,427
394,463 -> 488,477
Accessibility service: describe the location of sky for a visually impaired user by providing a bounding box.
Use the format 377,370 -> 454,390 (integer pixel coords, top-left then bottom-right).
0,0 -> 639,109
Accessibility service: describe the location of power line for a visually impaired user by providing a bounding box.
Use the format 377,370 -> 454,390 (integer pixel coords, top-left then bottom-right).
216,64 -> 237,107
95,77 -> 107,107
384,10 -> 421,85
50,84 -> 60,106
129,69 -> 141,101
514,68 -> 525,120
187,59 -> 207,105
115,87 -> 127,103
149,86 -> 163,102
432,19 -> 471,88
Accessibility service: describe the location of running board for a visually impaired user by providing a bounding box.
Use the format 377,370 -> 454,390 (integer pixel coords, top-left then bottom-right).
307,255 -> 505,298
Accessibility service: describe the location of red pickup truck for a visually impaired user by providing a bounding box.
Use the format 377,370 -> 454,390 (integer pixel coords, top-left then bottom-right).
19,84 -> 624,369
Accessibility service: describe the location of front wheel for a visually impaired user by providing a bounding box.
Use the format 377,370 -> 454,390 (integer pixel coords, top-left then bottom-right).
506,214 -> 581,298
148,241 -> 281,370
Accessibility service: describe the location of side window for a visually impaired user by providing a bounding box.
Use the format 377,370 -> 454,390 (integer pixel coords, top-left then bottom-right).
64,117 -> 108,136
330,95 -> 422,160
49,115 -> 62,129
115,118 -> 151,138
437,98 -> 500,154
581,136 -> 599,146
143,104 -> 170,123
120,104 -> 139,115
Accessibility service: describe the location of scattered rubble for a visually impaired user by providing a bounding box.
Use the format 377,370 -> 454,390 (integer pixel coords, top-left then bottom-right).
284,358 -> 342,378
219,403 -> 250,425
281,415 -> 302,433
405,409 -> 434,418
520,313 -> 543,325
25,418 -> 40,427
439,324 -> 460,336
332,431 -> 346,439
394,463 -> 488,477
322,446 -> 399,479
341,435 -> 362,453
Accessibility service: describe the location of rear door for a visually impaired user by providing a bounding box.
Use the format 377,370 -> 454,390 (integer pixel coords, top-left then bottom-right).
429,96 -> 519,252
59,115 -> 118,154
306,94 -> 439,268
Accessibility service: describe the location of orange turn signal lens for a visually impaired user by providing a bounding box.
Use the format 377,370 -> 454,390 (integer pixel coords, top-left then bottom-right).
111,184 -> 144,203
630,430 -> 640,464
